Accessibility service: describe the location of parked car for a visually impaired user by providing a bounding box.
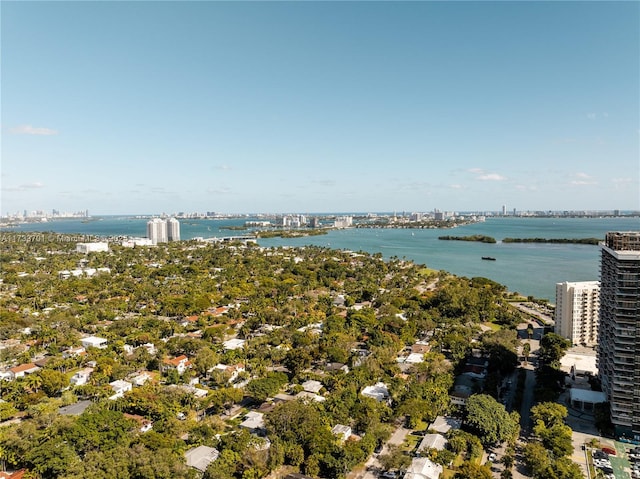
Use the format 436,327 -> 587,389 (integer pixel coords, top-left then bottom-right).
602,446 -> 617,455
593,450 -> 609,460
488,453 -> 497,462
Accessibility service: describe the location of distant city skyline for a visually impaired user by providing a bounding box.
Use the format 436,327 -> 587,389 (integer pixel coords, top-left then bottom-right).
2,2 -> 638,215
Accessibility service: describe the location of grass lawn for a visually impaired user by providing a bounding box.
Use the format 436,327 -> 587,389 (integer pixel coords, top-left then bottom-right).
482,322 -> 502,332
418,267 -> 438,276
401,434 -> 421,453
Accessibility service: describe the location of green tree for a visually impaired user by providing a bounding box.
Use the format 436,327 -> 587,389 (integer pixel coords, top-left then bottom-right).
522,342 -> 531,363
531,402 -> 567,428
465,394 -> 519,446
538,333 -> 570,367
454,461 -> 493,479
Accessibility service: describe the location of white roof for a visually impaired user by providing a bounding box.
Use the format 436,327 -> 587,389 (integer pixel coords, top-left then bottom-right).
428,416 -> 461,434
110,379 -> 132,389
560,351 -> 598,375
361,382 -> 389,401
405,353 -> 424,364
405,457 -> 443,479
301,380 -> 323,393
240,411 -> 265,429
332,424 -> 352,436
82,336 -> 107,345
223,338 -> 246,350
185,445 -> 219,472
296,391 -> 326,402
418,434 -> 447,452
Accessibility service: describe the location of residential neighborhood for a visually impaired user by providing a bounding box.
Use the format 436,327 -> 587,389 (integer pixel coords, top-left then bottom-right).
0,232 -> 633,479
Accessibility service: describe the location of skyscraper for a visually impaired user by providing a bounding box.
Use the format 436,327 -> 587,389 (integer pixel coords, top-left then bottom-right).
555,281 -> 600,347
146,218 -> 167,245
597,231 -> 640,440
167,217 -> 180,242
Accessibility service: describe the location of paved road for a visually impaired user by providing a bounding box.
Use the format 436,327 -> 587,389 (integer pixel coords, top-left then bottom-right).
349,425 -> 412,479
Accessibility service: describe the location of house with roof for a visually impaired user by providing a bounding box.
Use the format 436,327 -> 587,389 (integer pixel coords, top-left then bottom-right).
141,342 -> 157,355
223,338 -> 246,351
428,416 -> 462,435
324,362 -> 350,374
411,340 -> 431,355
124,413 -> 153,433
239,411 -> 265,432
405,457 -> 443,479
301,380 -> 323,394
361,382 -> 390,402
331,424 -> 352,443
162,355 -> 192,375
185,445 -> 219,472
62,346 -> 86,359
81,336 -> 107,350
130,371 -> 153,386
168,384 -> 208,398
417,433 -> 447,453
296,391 -> 326,403
7,363 -> 40,380
109,380 -> 132,400
70,367 -> 94,386
0,469 -> 27,479
212,363 -> 245,383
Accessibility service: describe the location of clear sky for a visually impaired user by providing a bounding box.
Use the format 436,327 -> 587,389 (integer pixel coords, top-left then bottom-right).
2,1 -> 639,215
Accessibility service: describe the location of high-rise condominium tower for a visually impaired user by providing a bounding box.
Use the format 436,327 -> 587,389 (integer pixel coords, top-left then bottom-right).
146,218 -> 167,245
167,217 -> 180,242
597,231 -> 640,440
555,281 -> 600,347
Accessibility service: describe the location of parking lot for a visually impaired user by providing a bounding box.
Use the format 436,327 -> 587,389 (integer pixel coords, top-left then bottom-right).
585,441 -> 640,479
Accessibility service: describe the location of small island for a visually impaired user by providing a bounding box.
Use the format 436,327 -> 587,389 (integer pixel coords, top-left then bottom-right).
502,237 -> 601,245
256,229 -> 328,239
438,234 -> 497,243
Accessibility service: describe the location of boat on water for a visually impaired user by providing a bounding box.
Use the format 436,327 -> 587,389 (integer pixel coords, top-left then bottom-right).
481,256 -> 496,261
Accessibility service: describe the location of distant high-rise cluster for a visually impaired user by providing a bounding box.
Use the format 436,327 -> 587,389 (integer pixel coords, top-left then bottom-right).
554,281 -> 600,347
146,217 -> 180,244
597,231 -> 640,441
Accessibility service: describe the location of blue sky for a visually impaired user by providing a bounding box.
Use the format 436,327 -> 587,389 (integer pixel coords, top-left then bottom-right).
2,1 -> 638,215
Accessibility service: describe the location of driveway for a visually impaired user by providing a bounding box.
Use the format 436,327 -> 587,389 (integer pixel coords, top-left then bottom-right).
348,424 -> 412,479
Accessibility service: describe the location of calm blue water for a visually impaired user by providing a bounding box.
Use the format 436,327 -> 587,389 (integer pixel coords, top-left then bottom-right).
4,216 -> 639,302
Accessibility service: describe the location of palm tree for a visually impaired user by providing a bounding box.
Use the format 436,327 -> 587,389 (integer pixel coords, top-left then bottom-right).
24,373 -> 43,394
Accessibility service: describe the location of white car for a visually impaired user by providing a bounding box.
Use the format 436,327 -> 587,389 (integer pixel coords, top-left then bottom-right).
488,453 -> 497,462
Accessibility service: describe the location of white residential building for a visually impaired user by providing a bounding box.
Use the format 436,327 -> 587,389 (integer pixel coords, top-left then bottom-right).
131,371 -> 152,386
223,338 -> 246,351
146,218 -> 168,245
81,336 -> 108,349
7,363 -> 40,380
166,217 -> 181,241
212,363 -> 245,383
121,237 -> 154,247
405,457 -> 443,479
361,382 -> 390,402
109,380 -> 132,399
555,281 -> 600,346
76,242 -> 109,253
333,216 -> 353,228
70,368 -> 94,386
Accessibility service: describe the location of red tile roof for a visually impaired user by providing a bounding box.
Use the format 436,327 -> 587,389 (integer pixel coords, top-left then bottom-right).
9,363 -> 38,374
